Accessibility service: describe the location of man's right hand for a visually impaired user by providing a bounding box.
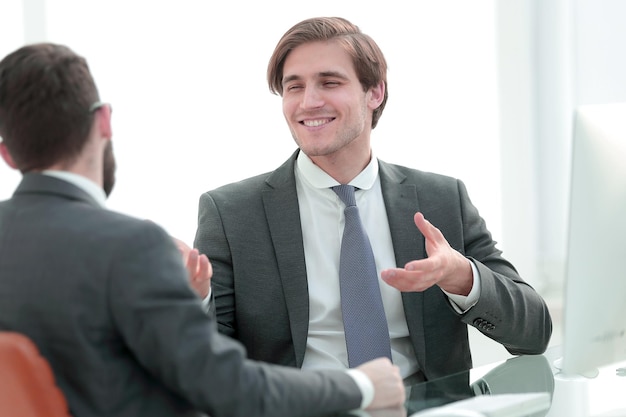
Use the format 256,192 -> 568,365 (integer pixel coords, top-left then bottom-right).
357,358 -> 405,410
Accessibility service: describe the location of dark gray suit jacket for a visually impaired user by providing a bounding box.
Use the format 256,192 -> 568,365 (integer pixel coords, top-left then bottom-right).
195,151 -> 553,381
0,173 -> 362,417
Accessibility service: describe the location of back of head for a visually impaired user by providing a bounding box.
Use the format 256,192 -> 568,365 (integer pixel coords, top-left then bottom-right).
267,16 -> 389,128
0,43 -> 100,172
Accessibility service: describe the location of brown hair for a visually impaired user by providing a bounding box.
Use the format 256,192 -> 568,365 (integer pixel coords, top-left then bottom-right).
0,43 -> 100,172
267,17 -> 388,129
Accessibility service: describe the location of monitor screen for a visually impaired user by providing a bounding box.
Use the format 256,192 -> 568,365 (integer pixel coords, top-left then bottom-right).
560,102 -> 626,377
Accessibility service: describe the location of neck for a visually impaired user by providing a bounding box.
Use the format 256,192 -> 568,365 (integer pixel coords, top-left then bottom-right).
46,146 -> 103,189
308,144 -> 372,185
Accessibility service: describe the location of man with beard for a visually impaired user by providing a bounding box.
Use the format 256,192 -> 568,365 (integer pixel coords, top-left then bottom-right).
0,43 -> 404,417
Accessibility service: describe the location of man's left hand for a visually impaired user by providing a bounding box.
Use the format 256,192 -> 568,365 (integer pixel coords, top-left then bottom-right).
381,212 -> 472,295
171,237 -> 212,299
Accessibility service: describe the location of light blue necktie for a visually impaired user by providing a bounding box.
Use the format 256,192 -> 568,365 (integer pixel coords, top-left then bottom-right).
333,184 -> 392,367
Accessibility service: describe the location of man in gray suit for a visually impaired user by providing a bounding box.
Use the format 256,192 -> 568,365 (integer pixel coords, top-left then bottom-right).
0,43 -> 405,417
194,17 -> 553,383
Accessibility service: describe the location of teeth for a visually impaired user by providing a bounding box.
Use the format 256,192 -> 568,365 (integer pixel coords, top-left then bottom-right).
303,119 -> 330,127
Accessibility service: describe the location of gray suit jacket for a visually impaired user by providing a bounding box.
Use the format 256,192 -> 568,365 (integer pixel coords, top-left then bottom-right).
195,151 -> 552,381
0,173 -> 362,417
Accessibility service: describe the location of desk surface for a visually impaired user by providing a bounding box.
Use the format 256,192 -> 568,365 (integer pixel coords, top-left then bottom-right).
339,347 -> 626,417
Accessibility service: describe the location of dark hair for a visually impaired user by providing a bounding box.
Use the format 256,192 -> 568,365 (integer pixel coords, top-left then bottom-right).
267,17 -> 388,129
0,43 -> 100,172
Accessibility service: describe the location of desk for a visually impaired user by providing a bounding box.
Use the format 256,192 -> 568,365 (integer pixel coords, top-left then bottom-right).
341,346 -> 626,417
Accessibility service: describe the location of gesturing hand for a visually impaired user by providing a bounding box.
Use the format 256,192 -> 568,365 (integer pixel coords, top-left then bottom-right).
381,212 -> 472,295
171,237 -> 212,299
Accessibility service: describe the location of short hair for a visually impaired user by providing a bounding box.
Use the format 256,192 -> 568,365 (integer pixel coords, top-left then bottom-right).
267,17 -> 388,129
0,43 -> 100,172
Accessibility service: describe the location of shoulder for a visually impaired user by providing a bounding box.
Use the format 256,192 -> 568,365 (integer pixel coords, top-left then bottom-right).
208,171 -> 274,198
200,152 -> 298,207
379,159 -> 463,190
197,172 -> 275,217
92,212 -> 185,287
77,207 -> 173,256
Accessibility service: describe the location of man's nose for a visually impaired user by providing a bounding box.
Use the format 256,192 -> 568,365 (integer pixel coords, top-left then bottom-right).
300,86 -> 324,109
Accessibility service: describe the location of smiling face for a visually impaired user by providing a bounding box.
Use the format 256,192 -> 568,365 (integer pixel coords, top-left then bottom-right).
281,40 -> 384,177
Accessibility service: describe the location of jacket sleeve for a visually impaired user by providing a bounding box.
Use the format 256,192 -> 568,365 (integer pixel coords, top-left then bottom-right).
108,220 -> 362,417
452,179 -> 553,355
194,191 -> 237,338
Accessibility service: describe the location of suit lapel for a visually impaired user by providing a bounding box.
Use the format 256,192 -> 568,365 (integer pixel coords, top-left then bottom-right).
379,161 -> 424,267
379,161 -> 427,362
262,151 -> 310,367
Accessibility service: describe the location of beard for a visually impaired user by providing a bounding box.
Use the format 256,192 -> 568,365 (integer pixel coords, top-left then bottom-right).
102,141 -> 116,197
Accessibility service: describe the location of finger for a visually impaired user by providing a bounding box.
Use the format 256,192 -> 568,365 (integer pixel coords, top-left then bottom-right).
171,236 -> 191,264
187,248 -> 200,275
196,254 -> 212,281
414,212 -> 436,241
381,267 -> 434,292
414,212 -> 449,252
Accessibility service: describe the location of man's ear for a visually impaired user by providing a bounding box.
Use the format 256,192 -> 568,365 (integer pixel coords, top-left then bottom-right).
97,104 -> 113,140
368,80 -> 385,110
0,142 -> 18,169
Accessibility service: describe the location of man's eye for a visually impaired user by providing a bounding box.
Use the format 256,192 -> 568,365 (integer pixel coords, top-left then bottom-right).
324,81 -> 340,87
286,85 -> 303,92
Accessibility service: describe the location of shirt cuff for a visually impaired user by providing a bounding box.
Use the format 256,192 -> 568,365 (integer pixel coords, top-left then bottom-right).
443,259 -> 481,313
346,369 -> 374,409
201,288 -> 212,313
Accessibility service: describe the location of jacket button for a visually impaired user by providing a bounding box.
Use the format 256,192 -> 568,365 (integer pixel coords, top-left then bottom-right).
473,318 -> 494,332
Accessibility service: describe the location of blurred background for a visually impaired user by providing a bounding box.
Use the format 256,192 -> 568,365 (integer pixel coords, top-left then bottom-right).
1,0 -> 625,365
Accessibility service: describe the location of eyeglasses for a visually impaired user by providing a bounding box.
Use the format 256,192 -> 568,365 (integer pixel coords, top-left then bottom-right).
89,101 -> 112,113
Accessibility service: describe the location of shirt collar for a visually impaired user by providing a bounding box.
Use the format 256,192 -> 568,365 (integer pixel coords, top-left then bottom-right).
42,170 -> 107,207
296,150 -> 379,190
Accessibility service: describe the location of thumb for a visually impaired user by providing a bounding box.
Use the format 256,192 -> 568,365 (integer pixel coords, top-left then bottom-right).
414,212 -> 435,241
414,212 -> 446,255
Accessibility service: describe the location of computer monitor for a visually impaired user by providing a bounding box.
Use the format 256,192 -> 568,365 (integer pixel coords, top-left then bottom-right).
559,102 -> 626,377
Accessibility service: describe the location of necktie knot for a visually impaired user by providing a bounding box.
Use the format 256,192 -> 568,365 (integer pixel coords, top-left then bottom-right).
332,184 -> 356,207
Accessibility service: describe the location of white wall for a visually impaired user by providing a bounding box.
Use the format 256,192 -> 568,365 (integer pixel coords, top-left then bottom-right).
1,0 -> 502,251
0,1 -> 24,197
574,0 -> 626,105
500,0 -> 626,297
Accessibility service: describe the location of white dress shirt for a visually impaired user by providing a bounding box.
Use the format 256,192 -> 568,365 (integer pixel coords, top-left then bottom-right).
295,151 -> 480,380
